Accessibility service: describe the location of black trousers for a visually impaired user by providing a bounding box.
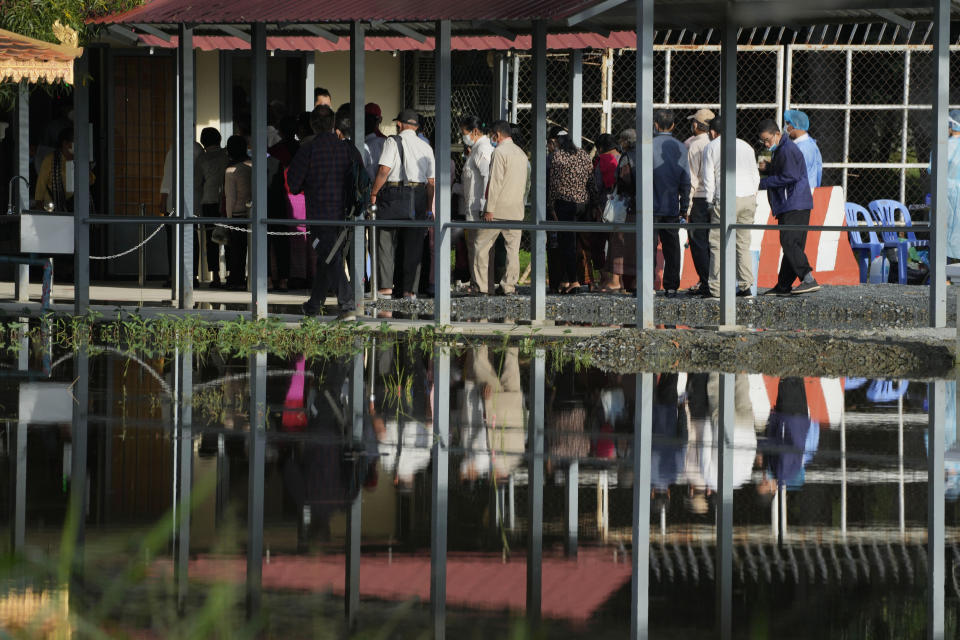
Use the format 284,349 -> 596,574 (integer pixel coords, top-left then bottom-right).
775,378 -> 807,415
308,228 -> 354,312
656,216 -> 682,291
554,199 -> 586,283
688,198 -> 711,286
198,203 -> 221,278
776,209 -> 813,289
226,226 -> 248,286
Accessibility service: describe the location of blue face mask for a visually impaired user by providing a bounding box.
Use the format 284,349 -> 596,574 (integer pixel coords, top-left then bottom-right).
767,142 -> 779,153
491,140 -> 498,148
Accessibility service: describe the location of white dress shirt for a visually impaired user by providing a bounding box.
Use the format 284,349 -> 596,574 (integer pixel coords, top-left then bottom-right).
701,136 -> 761,205
687,132 -> 712,199
460,135 -> 494,220
377,129 -> 435,183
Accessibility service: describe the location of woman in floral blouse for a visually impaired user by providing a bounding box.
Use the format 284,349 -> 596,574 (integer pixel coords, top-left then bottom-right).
548,127 -> 595,294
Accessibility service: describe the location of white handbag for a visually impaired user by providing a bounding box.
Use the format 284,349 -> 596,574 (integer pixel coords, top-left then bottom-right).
601,186 -> 628,224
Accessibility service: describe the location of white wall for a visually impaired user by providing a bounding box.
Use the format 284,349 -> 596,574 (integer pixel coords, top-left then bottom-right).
314,51 -> 403,135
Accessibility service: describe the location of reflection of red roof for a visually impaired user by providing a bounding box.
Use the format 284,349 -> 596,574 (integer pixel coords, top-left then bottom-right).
176,550 -> 631,621
136,31 -> 639,52
88,0 -> 601,25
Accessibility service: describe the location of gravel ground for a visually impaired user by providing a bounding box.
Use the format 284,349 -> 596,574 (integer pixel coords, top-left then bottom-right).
373,284 -> 956,329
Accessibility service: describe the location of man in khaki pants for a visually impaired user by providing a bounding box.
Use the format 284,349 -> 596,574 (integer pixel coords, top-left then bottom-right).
701,117 -> 760,297
472,121 -> 528,295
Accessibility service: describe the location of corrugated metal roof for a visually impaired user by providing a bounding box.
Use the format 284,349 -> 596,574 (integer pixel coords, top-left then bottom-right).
88,0 -> 602,25
138,30 -> 638,52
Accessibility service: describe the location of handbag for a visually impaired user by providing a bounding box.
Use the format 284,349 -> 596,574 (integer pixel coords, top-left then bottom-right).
376,135 -> 417,221
210,225 -> 230,246
601,185 -> 628,224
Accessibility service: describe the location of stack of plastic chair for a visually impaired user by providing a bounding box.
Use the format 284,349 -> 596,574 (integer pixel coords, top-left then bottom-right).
869,199 -> 929,283
866,379 -> 909,403
844,203 -> 884,283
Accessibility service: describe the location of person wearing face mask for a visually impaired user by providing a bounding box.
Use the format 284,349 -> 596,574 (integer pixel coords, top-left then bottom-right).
458,115 -> 494,293
757,119 -> 819,295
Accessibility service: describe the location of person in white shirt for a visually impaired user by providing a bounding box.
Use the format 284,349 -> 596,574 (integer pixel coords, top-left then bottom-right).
458,115 -> 495,291
700,117 -> 761,298
685,108 -> 716,296
370,108 -> 436,299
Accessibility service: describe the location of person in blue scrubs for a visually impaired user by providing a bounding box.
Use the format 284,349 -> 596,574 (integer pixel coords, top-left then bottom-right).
783,109 -> 823,189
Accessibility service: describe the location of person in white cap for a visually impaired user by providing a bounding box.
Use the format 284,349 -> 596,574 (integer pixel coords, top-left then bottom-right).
783,109 -> 822,189
684,108 -> 716,296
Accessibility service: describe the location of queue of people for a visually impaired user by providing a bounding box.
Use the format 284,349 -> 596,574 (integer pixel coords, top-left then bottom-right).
160,95 -> 830,312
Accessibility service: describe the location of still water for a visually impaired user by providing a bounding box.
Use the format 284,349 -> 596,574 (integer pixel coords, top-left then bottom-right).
1,336 -> 959,638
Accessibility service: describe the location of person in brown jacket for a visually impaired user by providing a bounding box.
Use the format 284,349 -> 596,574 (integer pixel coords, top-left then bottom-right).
472,120 -> 528,295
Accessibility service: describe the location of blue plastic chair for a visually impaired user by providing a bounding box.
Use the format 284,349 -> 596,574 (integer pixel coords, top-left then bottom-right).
843,377 -> 868,391
866,379 -> 909,403
864,200 -> 914,284
844,203 -> 884,284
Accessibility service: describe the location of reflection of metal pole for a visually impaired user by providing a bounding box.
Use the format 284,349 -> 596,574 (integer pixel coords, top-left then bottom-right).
11,322 -> 29,552
928,379 -> 946,638
346,344 -> 364,630
139,203 -> 146,287
431,346 -> 450,638
716,373 -> 734,640
898,393 -> 905,537
841,389 -> 847,539
526,348 -> 545,626
68,338 -> 90,591
246,351 -> 267,618
630,372 -> 653,640
174,347 -> 193,613
565,461 -> 578,557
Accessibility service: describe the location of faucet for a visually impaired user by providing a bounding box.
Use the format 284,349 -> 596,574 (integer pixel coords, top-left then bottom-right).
6,175 -> 29,215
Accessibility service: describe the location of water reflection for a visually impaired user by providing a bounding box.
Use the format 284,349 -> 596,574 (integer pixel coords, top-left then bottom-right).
0,334 -> 958,637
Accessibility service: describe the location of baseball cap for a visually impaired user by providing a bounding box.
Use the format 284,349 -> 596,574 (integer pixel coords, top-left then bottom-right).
365,102 -> 382,118
687,108 -> 716,126
949,109 -> 960,132
395,108 -> 420,126
783,109 -> 810,131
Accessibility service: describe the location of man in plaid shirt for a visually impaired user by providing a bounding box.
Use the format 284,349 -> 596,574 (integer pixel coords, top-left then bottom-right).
288,105 -> 360,320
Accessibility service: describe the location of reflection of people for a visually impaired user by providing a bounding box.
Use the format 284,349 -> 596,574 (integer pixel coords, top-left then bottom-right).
458,346 -> 525,480
651,373 -> 687,493
706,373 -> 758,490
756,378 -> 819,494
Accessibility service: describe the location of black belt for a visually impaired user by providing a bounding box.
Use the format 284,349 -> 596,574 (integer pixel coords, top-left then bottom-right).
385,181 -> 424,187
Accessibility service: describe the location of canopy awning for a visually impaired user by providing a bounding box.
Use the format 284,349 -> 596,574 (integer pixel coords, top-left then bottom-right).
0,28 -> 83,85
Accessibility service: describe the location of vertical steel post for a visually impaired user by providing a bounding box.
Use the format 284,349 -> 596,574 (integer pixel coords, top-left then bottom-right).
304,52 -> 316,113
345,348 -> 364,628
530,22 -> 548,323
929,0 -> 949,328
251,24 -> 268,319
174,347 -> 193,613
494,55 -> 509,121
774,46 -> 784,135
15,82 -> 29,301
635,0 -> 655,328
928,380 -> 946,639
527,349 -> 546,623
350,22 -> 367,312
177,26 -> 195,310
73,53 -> 91,314
246,351 -> 267,617
565,461 -> 579,557
901,51 -> 911,204
434,21 -> 452,324
569,50 -> 583,146
718,12 -> 737,326
782,44 -> 792,130
716,374 -> 734,640
843,50 -> 852,199
630,373 -> 653,640
511,55 -> 520,124
431,346 -> 451,637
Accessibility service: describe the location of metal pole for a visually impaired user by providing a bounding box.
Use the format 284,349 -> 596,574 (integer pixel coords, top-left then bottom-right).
431,346 -> 451,637
929,0 -> 949,329
840,392 -> 847,538
174,347 -> 193,613
630,373 -> 653,640
843,49 -> 852,199
928,380 -> 945,640
782,43 -> 792,130
177,25 -> 195,310
716,373 -> 734,640
565,461 -> 579,557
434,21 -> 452,324
635,0 -> 655,328
511,55 -> 520,124
774,46 -> 784,136
569,50 -> 583,146
139,203 -> 146,287
251,23 -> 268,319
898,393 -> 905,537
351,22 -> 367,312
901,51 -> 911,204
246,350 -> 267,617
345,347 -> 364,629
530,22 -> 548,324
719,15 -> 738,326
527,348 -> 545,623
11,325 -> 28,552
15,82 -> 29,302
664,50 -> 672,105
68,338 -> 89,599
74,53 -> 91,314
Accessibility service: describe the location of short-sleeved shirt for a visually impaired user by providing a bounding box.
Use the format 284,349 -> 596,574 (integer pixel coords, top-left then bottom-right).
377,129 -> 435,183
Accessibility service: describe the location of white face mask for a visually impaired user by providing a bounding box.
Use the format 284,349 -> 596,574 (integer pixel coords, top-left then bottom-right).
462,133 -> 475,148
66,143 -> 74,155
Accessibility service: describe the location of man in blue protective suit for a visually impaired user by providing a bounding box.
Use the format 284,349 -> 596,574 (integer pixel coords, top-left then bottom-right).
758,119 -> 820,295
944,109 -> 960,263
783,109 -> 823,189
